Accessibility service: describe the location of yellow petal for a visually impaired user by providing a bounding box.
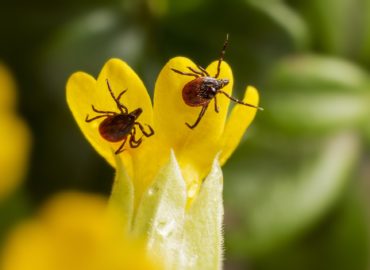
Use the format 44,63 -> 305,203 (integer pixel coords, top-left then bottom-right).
66,59 -> 153,172
0,115 -> 30,200
219,86 -> 260,166
96,59 -> 153,127
1,192 -> 161,270
97,59 -> 155,179
153,57 -> 233,191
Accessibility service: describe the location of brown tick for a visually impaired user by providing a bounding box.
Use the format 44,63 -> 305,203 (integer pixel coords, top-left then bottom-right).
171,34 -> 263,129
85,79 -> 154,154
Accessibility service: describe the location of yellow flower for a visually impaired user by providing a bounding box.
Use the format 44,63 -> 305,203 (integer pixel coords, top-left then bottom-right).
1,192 -> 161,270
0,63 -> 30,200
66,57 -> 259,201
66,53 -> 260,270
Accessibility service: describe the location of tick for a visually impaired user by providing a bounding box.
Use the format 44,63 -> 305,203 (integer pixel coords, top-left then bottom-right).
85,79 -> 154,154
171,34 -> 263,129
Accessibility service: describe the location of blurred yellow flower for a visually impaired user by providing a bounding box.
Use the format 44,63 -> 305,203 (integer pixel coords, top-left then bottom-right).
0,192 -> 161,270
66,57 -> 259,200
0,64 -> 17,112
0,63 -> 30,200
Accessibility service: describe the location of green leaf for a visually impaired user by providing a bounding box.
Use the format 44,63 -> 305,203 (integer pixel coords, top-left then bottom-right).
249,183 -> 370,270
305,0 -> 360,56
225,132 -> 360,257
365,123 -> 370,146
269,54 -> 369,91
246,0 -> 310,49
265,92 -> 369,133
41,9 -> 146,91
359,0 -> 370,62
147,0 -> 207,17
264,54 -> 370,133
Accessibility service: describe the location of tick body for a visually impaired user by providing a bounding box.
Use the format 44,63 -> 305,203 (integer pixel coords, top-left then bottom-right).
85,80 -> 154,154
171,34 -> 263,129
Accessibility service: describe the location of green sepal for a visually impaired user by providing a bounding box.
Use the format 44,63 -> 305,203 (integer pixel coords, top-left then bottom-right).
132,151 -> 224,270
108,153 -> 134,232
180,156 -> 224,270
132,150 -> 187,268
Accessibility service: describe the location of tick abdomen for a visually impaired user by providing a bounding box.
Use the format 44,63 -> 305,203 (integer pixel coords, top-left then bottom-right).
183,77 -> 213,107
99,114 -> 135,142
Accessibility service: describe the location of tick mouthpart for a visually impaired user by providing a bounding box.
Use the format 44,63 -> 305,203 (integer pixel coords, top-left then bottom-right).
220,79 -> 229,87
130,108 -> 143,118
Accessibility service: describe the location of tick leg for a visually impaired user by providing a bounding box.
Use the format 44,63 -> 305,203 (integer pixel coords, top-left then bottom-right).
129,128 -> 142,148
171,68 -> 199,78
92,105 -> 116,115
197,65 -> 210,77
116,89 -> 127,101
219,90 -> 263,110
215,34 -> 229,78
106,79 -> 117,100
115,136 -> 128,154
106,79 -> 127,114
116,89 -> 129,114
130,136 -> 142,148
134,122 -> 154,137
186,104 -> 209,129
214,95 -> 219,113
85,114 -> 108,122
187,66 -> 205,76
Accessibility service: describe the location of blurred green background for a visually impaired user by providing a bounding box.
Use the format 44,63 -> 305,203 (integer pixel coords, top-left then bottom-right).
1,0 -> 370,269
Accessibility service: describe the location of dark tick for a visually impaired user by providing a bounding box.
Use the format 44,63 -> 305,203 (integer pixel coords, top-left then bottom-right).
85,79 -> 154,154
171,34 -> 263,129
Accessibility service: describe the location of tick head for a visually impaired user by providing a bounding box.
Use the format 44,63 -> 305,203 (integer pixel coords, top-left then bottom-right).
211,78 -> 229,91
130,108 -> 143,119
